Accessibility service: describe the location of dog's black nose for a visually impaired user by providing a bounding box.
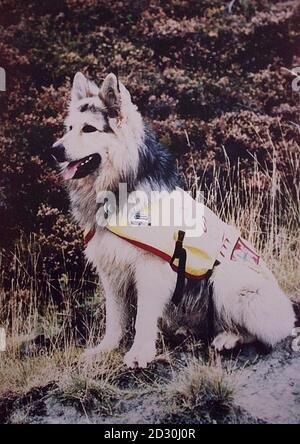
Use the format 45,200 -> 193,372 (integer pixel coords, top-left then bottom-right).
51,142 -> 66,163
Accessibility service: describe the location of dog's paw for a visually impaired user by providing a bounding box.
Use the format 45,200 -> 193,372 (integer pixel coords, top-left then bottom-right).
212,332 -> 242,352
123,343 -> 156,369
80,337 -> 119,362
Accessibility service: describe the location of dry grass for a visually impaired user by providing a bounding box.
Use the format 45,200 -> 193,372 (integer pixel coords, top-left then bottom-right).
185,126 -> 300,299
0,129 -> 299,421
55,350 -> 126,414
165,355 -> 234,419
0,353 -> 61,398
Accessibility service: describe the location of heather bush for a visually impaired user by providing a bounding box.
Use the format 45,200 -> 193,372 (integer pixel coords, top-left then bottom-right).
0,0 -> 299,292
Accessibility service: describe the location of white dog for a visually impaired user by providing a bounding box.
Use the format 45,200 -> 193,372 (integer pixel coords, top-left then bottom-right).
51,72 -> 295,367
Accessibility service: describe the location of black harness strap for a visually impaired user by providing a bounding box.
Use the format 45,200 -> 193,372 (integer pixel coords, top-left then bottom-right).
170,230 -> 187,306
170,231 -> 216,341
205,269 -> 215,343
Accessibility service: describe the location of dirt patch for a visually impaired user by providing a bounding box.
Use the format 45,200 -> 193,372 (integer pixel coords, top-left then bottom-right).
1,338 -> 299,424
234,338 -> 300,424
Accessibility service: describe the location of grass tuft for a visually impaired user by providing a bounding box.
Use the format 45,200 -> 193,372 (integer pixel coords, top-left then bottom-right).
166,356 -> 234,420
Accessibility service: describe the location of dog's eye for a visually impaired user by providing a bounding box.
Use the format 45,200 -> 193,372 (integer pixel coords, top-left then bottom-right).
82,125 -> 98,133
69,126 -> 73,131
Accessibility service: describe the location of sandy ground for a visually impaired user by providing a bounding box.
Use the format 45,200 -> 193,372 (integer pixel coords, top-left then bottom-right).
1,338 -> 299,424
234,339 -> 300,424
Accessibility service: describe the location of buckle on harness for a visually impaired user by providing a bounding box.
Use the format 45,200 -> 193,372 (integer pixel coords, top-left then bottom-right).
170,230 -> 187,306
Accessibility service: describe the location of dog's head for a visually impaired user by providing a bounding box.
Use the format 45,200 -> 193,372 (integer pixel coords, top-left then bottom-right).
51,72 -> 143,189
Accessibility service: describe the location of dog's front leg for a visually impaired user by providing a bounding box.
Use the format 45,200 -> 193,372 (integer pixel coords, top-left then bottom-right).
82,270 -> 125,359
124,257 -> 175,368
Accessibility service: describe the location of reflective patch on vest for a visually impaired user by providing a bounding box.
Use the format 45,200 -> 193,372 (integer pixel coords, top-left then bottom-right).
130,212 -> 151,226
231,237 -> 260,266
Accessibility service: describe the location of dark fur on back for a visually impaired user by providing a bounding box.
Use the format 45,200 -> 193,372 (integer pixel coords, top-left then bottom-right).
137,126 -> 178,192
117,126 -> 178,194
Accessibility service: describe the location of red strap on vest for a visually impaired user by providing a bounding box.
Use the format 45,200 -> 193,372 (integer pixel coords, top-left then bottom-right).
84,225 -> 96,245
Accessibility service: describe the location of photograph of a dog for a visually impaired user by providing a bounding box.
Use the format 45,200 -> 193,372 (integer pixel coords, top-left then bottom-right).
52,71 -> 295,369
1,0 -> 300,425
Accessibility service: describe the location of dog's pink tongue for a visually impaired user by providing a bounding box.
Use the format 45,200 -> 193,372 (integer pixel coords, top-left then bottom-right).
62,162 -> 80,180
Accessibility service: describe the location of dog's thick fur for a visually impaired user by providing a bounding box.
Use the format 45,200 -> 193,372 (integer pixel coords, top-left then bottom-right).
52,72 -> 295,367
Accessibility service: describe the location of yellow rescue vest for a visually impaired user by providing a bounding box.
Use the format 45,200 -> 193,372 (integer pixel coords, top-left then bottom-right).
84,188 -> 265,280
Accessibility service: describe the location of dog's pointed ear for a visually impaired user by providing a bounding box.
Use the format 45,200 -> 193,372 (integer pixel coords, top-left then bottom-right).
99,73 -> 121,118
71,72 -> 99,103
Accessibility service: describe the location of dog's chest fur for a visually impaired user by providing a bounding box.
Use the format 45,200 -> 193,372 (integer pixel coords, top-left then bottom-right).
85,229 -> 144,275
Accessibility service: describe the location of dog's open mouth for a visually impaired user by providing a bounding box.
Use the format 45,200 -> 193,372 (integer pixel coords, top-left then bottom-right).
62,153 -> 101,180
